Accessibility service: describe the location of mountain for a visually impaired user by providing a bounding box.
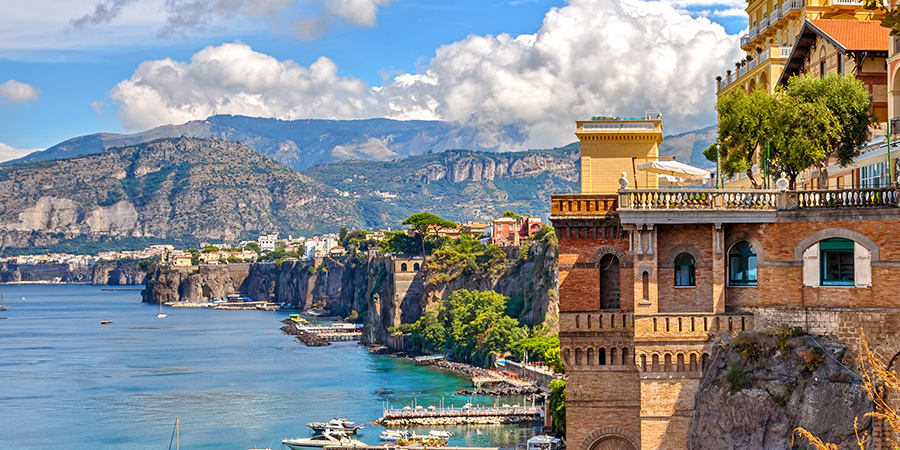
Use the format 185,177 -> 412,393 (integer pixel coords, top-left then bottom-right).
0,137 -> 358,251
658,125 -> 717,169
6,116 -> 517,171
300,143 -> 580,228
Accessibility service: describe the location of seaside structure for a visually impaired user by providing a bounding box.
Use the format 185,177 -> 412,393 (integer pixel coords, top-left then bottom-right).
552,116 -> 900,450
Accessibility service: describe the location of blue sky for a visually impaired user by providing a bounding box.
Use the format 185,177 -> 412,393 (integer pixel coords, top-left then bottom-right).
0,0 -> 748,160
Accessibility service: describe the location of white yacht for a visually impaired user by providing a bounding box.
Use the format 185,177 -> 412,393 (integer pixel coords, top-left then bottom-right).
379,430 -> 411,441
282,432 -> 366,450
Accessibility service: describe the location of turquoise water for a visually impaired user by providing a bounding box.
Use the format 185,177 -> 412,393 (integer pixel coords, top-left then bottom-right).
0,285 -> 538,450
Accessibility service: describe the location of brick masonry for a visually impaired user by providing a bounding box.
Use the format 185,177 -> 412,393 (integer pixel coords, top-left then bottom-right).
555,214 -> 900,450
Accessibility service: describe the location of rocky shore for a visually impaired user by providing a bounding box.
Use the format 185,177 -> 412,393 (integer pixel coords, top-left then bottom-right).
280,319 -> 329,347
369,347 -> 544,397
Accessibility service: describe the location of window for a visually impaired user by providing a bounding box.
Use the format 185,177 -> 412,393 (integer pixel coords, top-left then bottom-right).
674,253 -> 695,287
820,60 -> 826,78
820,238 -> 854,286
861,162 -> 890,188
728,241 -> 757,286
838,54 -> 844,74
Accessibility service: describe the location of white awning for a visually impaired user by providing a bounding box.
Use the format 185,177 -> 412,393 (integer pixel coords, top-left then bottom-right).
637,160 -> 712,179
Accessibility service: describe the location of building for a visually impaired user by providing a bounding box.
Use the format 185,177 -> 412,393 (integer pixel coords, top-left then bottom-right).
172,254 -> 193,267
716,0 -> 881,98
460,221 -> 491,237
258,234 -> 278,252
552,116 -> 900,450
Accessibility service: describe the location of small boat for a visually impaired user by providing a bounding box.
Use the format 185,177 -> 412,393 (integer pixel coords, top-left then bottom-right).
307,418 -> 364,434
0,292 -> 8,312
427,430 -> 454,438
379,430 -> 411,441
100,320 -> 113,325
158,299 -> 167,319
282,432 -> 366,450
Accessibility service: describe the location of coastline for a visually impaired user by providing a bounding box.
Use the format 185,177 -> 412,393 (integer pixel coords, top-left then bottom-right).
368,346 -> 544,398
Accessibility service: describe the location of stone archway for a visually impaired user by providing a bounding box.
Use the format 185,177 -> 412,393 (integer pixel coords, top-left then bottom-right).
581,428 -> 640,450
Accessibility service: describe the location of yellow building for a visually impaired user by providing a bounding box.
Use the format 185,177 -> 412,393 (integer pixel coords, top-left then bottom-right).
717,0 -> 882,97
576,114 -> 663,194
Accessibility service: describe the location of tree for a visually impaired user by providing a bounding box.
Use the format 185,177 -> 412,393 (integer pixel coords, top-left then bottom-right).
711,88 -> 779,188
712,74 -> 872,189
244,242 -> 260,254
201,245 -> 219,253
501,210 -> 519,218
402,212 -> 456,255
548,379 -> 566,434
776,74 -> 871,188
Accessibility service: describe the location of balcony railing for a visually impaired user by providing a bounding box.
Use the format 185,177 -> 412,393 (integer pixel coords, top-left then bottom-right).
717,46 -> 793,92
740,34 -> 751,47
759,16 -> 771,33
782,0 -> 804,13
612,187 -> 900,212
550,194 -> 617,217
748,25 -> 759,39
770,8 -> 784,25
828,0 -> 864,6
778,45 -> 792,58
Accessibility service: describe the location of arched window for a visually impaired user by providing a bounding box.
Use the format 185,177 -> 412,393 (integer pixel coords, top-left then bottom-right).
820,238 -> 854,286
413,263 -> 420,271
400,263 -> 408,272
674,253 -> 695,287
728,241 -> 757,286
598,254 -> 620,309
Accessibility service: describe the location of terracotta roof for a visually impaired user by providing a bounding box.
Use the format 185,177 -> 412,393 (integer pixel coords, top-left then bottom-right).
808,19 -> 888,51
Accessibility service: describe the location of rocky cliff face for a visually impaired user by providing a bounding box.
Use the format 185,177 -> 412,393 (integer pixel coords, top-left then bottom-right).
688,331 -> 872,450
141,241 -> 559,345
0,137 -> 357,250
92,260 -> 150,285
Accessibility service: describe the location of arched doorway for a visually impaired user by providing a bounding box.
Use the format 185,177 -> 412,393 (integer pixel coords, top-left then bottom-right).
599,254 -> 620,309
589,437 -> 637,450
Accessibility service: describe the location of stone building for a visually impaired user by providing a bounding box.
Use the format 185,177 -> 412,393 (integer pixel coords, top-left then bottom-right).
552,116 -> 900,450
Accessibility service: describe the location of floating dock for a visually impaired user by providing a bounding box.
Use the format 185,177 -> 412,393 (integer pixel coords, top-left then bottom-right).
291,323 -> 363,341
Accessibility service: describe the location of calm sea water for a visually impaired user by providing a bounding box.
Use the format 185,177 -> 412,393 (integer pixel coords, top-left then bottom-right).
0,285 -> 537,450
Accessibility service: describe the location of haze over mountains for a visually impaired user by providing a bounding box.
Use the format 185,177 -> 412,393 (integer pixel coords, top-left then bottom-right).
0,116 -> 716,253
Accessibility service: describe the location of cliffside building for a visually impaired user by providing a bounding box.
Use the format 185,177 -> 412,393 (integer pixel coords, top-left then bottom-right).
552,116 -> 900,450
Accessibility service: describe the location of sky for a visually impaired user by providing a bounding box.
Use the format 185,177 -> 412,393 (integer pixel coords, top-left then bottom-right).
0,0 -> 748,161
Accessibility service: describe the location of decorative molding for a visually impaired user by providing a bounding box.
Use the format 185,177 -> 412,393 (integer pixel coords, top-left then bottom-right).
579,427 -> 640,450
662,243 -> 706,268
592,245 -> 632,268
792,227 -> 880,262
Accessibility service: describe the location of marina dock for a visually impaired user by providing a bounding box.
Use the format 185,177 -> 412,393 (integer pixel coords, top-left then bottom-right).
287,323 -> 363,341
376,405 -> 542,426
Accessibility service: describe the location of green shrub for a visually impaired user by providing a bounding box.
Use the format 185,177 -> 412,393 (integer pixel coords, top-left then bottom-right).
725,363 -> 749,392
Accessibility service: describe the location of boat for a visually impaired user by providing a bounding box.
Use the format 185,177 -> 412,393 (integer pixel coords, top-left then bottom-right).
282,431 -> 366,450
158,299 -> 167,319
427,430 -> 454,438
100,320 -> 113,325
168,418 -> 181,450
0,292 -> 7,312
379,430 -> 411,441
307,418 -> 364,434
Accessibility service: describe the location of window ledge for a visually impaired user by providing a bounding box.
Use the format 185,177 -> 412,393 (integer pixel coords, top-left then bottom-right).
727,284 -> 758,288
674,285 -> 696,289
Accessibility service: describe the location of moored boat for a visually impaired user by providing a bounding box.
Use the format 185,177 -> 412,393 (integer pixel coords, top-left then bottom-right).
282,432 -> 366,450
378,429 -> 411,441
307,418 -> 364,434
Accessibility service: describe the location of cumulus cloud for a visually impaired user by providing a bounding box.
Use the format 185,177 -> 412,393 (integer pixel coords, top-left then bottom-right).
0,80 -> 41,102
111,0 -> 743,147
0,143 -> 40,163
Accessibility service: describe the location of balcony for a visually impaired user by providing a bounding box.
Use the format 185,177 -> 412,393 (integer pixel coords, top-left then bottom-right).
618,187 -> 900,211
740,34 -> 751,49
716,46 -> 792,93
760,16 -> 773,35
770,8 -> 786,27
782,0 -> 803,17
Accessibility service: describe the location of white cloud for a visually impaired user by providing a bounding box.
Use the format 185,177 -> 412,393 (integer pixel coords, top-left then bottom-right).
0,80 -> 41,102
0,143 -> 40,163
111,0 -> 743,146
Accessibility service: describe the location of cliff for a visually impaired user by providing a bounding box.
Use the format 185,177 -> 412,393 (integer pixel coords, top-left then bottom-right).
688,330 -> 872,450
91,259 -> 152,285
141,239 -> 559,345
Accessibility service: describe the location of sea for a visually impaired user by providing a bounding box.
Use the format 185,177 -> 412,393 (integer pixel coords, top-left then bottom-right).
0,285 -> 539,450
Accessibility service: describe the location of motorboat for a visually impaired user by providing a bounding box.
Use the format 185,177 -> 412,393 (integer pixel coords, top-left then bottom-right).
427,430 -> 454,438
307,418 -> 364,434
379,430 -> 411,441
100,320 -> 113,325
282,432 -> 366,450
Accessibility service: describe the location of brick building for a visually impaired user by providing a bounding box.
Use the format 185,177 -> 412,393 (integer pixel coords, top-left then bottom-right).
552,116 -> 900,450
